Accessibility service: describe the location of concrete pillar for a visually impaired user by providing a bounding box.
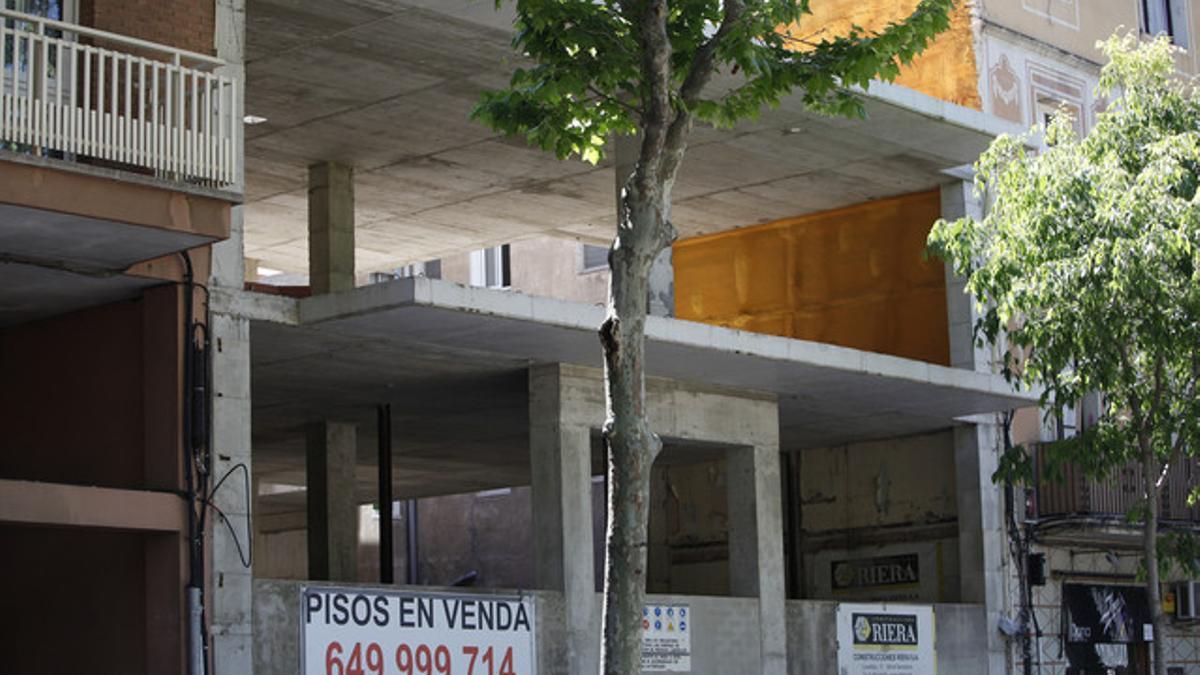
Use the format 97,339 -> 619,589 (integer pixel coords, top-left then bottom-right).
528,364 -> 598,674
954,423 -> 1007,675
306,421 -> 359,581
727,444 -> 788,675
308,161 -> 355,295
940,180 -> 990,373
943,181 -> 1008,674
614,134 -> 674,317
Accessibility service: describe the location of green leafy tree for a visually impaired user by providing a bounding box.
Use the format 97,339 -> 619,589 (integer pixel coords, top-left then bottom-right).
929,34 -> 1200,675
475,1 -> 955,671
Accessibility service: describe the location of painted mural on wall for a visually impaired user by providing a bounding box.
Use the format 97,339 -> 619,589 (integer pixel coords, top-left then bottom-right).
983,34 -> 1101,135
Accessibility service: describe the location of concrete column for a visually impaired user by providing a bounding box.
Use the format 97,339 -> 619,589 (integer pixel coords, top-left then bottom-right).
528,364 -> 598,674
306,421 -> 359,581
308,161 -> 355,295
727,444 -> 788,675
940,181 -> 990,373
209,309 -> 254,671
954,423 -> 1007,675
614,134 -> 674,317
943,181 -> 1009,674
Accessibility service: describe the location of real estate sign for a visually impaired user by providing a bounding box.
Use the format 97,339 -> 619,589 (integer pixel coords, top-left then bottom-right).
301,586 -> 536,675
836,603 -> 935,675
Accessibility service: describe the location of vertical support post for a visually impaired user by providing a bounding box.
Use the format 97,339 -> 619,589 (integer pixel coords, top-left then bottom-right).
941,180 -> 991,373
405,500 -> 419,585
377,404 -> 394,585
209,4 -> 251,671
529,364 -> 598,674
954,423 -> 1007,675
727,442 -> 788,675
306,421 -> 359,582
308,161 -> 355,295
943,180 -> 1009,674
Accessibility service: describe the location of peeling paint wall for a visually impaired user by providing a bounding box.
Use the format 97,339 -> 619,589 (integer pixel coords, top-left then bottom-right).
788,0 -> 981,108
648,458 -> 731,596
796,430 -> 960,603
674,190 -> 950,365
799,431 -> 957,533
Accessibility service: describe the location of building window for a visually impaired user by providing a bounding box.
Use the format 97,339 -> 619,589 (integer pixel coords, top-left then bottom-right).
1141,0 -> 1190,49
580,243 -> 609,273
469,245 -> 510,289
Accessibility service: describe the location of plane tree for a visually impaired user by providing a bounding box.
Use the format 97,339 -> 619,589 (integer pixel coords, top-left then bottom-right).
929,35 -> 1200,675
474,1 -> 956,671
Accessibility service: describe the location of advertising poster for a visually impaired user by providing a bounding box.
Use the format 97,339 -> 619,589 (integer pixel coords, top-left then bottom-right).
301,586 -> 537,675
837,603 -> 935,675
642,603 -> 691,672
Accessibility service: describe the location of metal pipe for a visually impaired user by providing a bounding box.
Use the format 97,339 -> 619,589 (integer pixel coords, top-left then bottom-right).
406,499 -> 419,585
187,585 -> 204,675
377,404 -> 394,584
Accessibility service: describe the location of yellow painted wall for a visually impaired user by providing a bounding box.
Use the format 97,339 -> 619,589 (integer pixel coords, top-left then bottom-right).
674,190 -> 950,365
786,0 -> 981,109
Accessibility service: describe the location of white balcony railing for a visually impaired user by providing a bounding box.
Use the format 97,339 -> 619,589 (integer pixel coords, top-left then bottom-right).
0,9 -> 239,188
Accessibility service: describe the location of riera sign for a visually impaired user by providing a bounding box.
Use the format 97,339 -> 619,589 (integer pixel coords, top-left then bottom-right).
832,554 -> 920,592
301,587 -> 537,675
836,603 -> 935,675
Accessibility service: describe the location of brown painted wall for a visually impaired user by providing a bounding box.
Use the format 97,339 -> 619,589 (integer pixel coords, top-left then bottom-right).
79,0 -> 215,56
0,284 -> 183,490
674,190 -> 951,365
0,525 -> 148,675
787,0 -> 981,108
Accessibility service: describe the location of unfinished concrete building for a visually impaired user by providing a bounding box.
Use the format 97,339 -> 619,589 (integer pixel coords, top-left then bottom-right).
3,0 -> 1200,674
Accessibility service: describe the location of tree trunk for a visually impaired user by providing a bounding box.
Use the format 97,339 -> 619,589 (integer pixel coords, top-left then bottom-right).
1141,444 -> 1166,675
598,181 -> 671,675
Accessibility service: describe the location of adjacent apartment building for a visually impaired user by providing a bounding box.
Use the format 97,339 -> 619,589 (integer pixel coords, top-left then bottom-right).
0,0 -> 1196,674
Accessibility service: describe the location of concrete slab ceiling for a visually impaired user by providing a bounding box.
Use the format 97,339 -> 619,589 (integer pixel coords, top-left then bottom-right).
244,1 -> 1023,276
0,263 -> 162,327
232,278 -> 1036,509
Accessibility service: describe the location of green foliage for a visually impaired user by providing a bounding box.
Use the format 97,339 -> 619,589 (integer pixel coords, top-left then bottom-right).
929,34 -> 1200,494
473,0 -> 956,162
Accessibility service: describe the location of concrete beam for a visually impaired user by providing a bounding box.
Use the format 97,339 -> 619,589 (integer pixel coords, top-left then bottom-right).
308,161 -> 355,295
727,443 -> 788,675
528,364 -> 598,674
306,421 -> 359,581
0,478 -> 186,531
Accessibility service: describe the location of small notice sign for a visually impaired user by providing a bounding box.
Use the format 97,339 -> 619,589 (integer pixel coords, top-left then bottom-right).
641,603 -> 691,672
837,603 -> 935,675
301,586 -> 536,675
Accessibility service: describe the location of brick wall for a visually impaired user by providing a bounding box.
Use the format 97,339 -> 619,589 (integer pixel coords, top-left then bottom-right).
79,0 -> 214,55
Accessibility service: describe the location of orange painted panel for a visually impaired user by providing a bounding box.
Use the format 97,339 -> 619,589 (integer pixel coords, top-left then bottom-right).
784,0 -> 980,109
674,190 -> 950,365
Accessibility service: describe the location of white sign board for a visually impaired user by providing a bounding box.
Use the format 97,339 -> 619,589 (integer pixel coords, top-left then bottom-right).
302,587 -> 536,675
837,603 -> 935,675
641,603 -> 691,672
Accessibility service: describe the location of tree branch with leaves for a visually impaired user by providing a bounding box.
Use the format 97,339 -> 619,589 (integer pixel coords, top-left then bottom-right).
929,34 -> 1200,675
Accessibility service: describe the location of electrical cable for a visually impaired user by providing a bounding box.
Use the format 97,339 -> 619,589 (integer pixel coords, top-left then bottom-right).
207,462 -> 254,569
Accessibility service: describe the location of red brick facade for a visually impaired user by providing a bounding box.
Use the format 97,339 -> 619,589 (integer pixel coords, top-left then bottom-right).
79,0 -> 215,56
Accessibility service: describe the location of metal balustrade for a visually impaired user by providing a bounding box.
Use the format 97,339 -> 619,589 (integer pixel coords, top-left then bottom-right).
0,8 -> 240,188
1034,442 -> 1200,523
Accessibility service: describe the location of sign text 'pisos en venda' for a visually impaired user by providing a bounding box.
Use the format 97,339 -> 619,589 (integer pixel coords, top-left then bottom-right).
301,587 -> 536,675
836,603 -> 936,675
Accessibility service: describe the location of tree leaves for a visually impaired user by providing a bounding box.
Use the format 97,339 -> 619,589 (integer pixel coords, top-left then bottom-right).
473,0 -> 956,163
928,34 -> 1200,494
